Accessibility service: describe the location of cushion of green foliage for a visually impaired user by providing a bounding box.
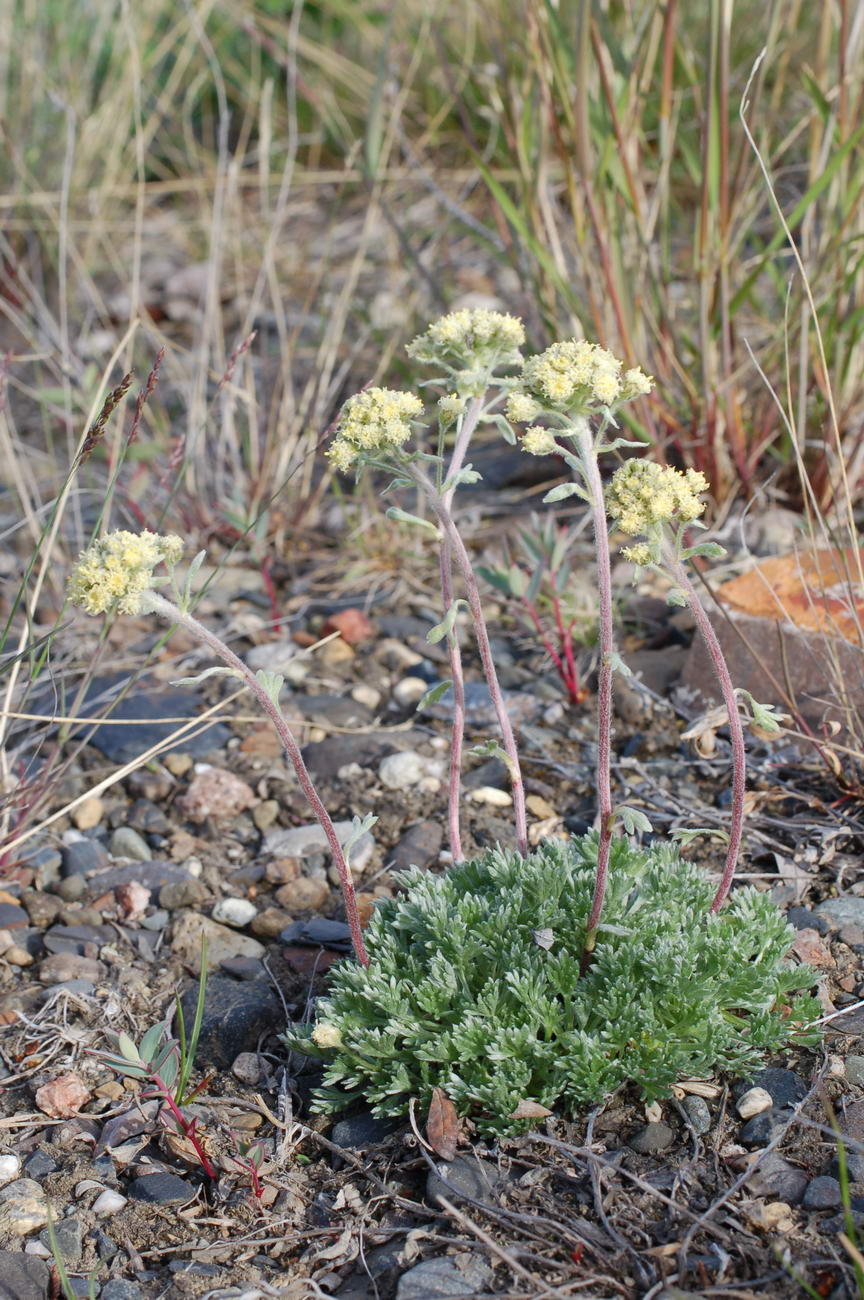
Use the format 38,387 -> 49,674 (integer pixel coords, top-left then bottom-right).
284,836 -> 820,1137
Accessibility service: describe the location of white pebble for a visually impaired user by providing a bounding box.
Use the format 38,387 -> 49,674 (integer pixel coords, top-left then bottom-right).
378,751 -> 440,790
468,786 -> 513,807
212,898 -> 258,928
24,1242 -> 52,1258
351,684 -> 381,711
392,677 -> 429,708
92,1189 -> 128,1217
0,1154 -> 21,1186
737,1086 -> 773,1119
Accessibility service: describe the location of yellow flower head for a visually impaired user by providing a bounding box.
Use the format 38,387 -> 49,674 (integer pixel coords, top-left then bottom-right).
522,426 -> 559,457
622,542 -> 654,567
606,460 -> 709,536
438,393 -> 467,424
68,530 -> 183,616
510,340 -> 653,417
311,1023 -> 343,1050
327,387 -> 424,472
407,309 -> 525,372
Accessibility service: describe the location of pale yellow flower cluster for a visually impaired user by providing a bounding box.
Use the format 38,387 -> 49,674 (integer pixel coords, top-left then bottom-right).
606,460 -> 709,537
509,340 -> 653,416
522,427 -> 559,456
311,1023 -> 343,1049
328,388 -> 424,472
407,309 -> 525,369
68,530 -> 183,616
438,393 -> 467,423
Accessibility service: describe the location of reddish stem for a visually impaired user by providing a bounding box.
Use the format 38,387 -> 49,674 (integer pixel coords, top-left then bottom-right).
144,592 -> 369,965
666,552 -> 745,911
260,557 -> 282,635
148,1075 -> 218,1180
551,593 -> 584,704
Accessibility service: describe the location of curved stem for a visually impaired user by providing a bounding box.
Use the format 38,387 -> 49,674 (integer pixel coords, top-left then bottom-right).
665,552 -> 745,911
415,480 -> 528,855
143,591 -> 369,965
576,427 -> 615,954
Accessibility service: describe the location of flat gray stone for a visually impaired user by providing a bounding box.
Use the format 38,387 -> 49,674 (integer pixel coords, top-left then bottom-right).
0,1250 -> 50,1300
128,1172 -> 194,1205
426,1155 -> 502,1207
628,1122 -> 675,1154
396,1254 -> 494,1300
814,898 -> 864,930
263,821 -> 374,875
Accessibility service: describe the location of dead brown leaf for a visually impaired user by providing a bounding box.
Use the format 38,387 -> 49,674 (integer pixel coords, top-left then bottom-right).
426,1087 -> 461,1161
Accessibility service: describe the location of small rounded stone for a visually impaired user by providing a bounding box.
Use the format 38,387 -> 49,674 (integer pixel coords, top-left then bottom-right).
737,1087 -> 773,1119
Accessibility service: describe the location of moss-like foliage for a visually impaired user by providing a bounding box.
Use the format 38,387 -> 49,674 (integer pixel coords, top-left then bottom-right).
285,837 -> 820,1137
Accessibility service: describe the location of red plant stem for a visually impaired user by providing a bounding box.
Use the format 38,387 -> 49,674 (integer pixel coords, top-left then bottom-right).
143,592 -> 369,965
260,557 -> 282,635
550,592 -> 584,704
412,470 -> 528,855
522,597 -> 567,678
665,550 -> 745,912
436,394 -> 484,863
150,1076 -> 218,1180
577,427 -> 615,954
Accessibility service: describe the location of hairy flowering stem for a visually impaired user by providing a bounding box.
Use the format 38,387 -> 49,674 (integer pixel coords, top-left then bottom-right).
664,551 -> 745,911
410,467 -> 528,855
437,395 -> 484,862
142,591 -> 370,965
574,426 -> 616,957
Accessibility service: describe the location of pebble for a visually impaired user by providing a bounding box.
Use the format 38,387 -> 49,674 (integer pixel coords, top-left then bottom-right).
331,1114 -> 399,1150
396,1254 -> 493,1300
159,877 -> 210,910
378,751 -> 442,789
749,1068 -> 808,1109
61,839 -> 109,878
101,1280 -> 147,1299
467,785 -> 512,807
247,641 -> 298,674
171,913 -> 265,974
5,946 -> 33,967
128,1172 -> 195,1205
803,1176 -> 842,1209
390,821 -> 443,872
109,826 -> 151,862
426,1155 -> 501,1207
280,918 -> 351,950
39,1217 -> 82,1265
0,1179 -> 49,1234
351,684 -> 382,711
745,1151 -> 808,1204
845,1055 -> 864,1087
20,891 -> 63,928
231,1053 -> 261,1086
35,1071 -> 90,1118
786,906 -> 830,935
392,677 -> 429,708
23,1154 -> 55,1185
37,954 -> 107,985
0,1154 -> 21,1186
423,680 -> 540,727
264,821 -> 375,876
292,693 -> 373,729
211,898 -> 258,928
140,909 -> 169,931
737,1087 -> 773,1119
72,797 -> 104,830
740,1111 -> 777,1147
56,875 -> 87,902
323,608 -> 374,645
274,877 -> 329,912
814,897 -> 864,929
85,682 -> 232,764
92,1189 -> 128,1217
250,907 -> 294,939
126,799 -> 171,835
178,767 -> 257,822
682,1095 -> 712,1135
628,1123 -> 675,1154
0,902 -> 27,930
0,1251 -> 50,1296
252,800 -> 280,831
178,975 -> 281,1070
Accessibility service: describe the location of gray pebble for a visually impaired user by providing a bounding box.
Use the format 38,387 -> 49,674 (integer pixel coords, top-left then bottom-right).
682,1095 -> 711,1135
396,1254 -> 493,1300
61,840 -> 108,878
803,1175 -> 842,1209
628,1122 -> 675,1154
101,1282 -> 147,1300
426,1155 -> 502,1207
128,1172 -> 195,1205
39,1216 -> 82,1265
109,827 -> 151,862
845,1055 -> 864,1087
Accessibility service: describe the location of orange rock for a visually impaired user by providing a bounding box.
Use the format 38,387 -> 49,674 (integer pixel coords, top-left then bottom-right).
716,548 -> 864,640
322,608 -> 374,645
35,1071 -> 91,1118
